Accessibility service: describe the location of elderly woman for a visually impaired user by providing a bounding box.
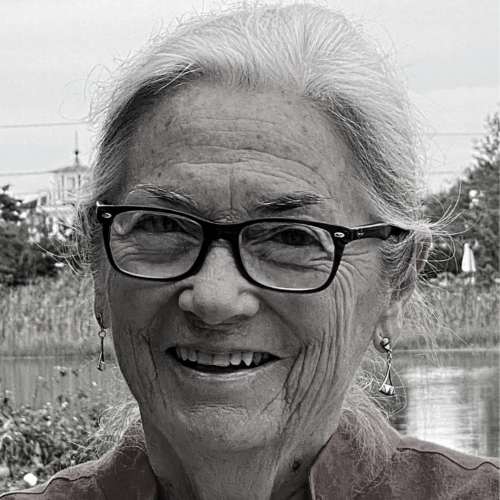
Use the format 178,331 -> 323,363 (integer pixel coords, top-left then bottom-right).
3,3 -> 498,499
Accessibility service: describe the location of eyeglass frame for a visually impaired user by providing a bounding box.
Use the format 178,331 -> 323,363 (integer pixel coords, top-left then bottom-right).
95,202 -> 407,294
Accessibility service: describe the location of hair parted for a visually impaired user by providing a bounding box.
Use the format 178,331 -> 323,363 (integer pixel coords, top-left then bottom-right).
78,1 -> 431,295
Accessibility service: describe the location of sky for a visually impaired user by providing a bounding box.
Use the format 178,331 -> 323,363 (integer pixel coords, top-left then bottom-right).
1,0 -> 498,197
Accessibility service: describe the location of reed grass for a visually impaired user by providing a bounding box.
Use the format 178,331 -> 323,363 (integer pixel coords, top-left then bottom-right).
398,284 -> 499,350
0,272 -> 498,356
0,271 -> 98,357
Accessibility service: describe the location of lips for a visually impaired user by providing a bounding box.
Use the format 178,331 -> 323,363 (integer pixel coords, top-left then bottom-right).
168,346 -> 275,373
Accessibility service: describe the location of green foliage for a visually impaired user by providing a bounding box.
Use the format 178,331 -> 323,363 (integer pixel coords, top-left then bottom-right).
0,187 -> 64,286
424,108 -> 499,283
0,377 -> 104,493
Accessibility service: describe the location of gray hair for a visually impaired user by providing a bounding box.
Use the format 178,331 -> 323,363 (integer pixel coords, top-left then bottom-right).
77,2 -> 435,469
78,2 -> 430,297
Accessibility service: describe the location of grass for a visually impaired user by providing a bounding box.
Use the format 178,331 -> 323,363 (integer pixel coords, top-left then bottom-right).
398,283 -> 499,350
0,271 -> 99,358
0,271 -> 498,356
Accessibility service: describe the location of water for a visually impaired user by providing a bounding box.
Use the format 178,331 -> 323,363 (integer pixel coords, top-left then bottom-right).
0,356 -> 121,409
0,349 -> 498,458
387,349 -> 499,458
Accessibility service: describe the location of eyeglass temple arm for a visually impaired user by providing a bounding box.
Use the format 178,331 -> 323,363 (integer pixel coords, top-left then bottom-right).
349,224 -> 408,242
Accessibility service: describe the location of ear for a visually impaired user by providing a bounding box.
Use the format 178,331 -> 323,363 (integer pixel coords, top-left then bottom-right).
373,301 -> 403,353
93,266 -> 111,329
373,228 -> 432,353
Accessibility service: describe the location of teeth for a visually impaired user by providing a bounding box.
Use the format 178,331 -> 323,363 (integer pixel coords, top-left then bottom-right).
230,352 -> 242,365
241,352 -> 253,367
213,354 -> 231,367
197,351 -> 214,365
174,348 -> 271,368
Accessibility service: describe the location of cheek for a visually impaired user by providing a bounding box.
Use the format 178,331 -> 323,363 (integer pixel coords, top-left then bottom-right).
109,274 -> 177,331
280,266 -> 382,425
106,275 -> 177,407
329,260 -> 385,370
111,319 -> 158,414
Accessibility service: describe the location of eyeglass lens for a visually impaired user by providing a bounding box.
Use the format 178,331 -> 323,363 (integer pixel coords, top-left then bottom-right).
109,211 -> 336,290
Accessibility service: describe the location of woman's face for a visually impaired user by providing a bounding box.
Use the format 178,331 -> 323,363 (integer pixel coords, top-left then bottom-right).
97,84 -> 393,456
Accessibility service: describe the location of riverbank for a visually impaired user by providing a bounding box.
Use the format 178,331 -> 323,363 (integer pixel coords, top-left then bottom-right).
397,284 -> 499,350
1,348 -> 498,493
0,271 -> 498,356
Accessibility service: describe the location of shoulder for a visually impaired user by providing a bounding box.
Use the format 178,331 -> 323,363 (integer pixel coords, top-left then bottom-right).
397,434 -> 500,471
310,404 -> 499,500
369,435 -> 500,500
0,460 -> 102,500
0,422 -> 158,500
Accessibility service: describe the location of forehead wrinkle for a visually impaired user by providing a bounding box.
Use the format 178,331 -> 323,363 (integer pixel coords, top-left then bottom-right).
127,160 -> 342,219
126,85 -> 362,223
176,153 -> 337,193
155,122 -> 332,169
133,147 -> 337,199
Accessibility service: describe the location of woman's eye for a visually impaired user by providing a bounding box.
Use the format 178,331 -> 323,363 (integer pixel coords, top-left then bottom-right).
135,215 -> 181,233
272,228 -> 319,246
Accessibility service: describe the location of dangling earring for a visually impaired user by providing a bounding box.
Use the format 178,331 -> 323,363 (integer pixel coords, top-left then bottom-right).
378,337 -> 395,396
96,313 -> 107,372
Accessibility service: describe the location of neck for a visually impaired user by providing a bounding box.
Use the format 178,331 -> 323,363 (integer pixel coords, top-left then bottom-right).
143,422 -> 319,500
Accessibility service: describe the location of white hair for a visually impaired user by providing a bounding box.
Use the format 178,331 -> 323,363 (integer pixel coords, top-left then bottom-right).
79,2 -> 431,296
76,1 -> 435,470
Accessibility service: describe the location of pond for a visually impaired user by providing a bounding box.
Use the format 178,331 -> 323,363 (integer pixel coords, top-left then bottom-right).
385,349 -> 499,458
0,349 -> 498,458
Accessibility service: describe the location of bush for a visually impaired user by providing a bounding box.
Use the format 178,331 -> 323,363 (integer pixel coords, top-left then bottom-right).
423,109 -> 499,283
0,187 -> 78,287
0,385 -> 104,493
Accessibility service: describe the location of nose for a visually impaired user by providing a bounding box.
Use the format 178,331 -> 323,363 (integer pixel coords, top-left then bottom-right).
178,243 -> 260,325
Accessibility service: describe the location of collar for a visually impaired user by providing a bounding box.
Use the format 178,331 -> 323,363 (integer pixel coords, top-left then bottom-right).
96,417 -> 401,499
308,417 -> 401,499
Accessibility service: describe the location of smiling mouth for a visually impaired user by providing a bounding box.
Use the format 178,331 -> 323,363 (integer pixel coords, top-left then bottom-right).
168,347 -> 277,374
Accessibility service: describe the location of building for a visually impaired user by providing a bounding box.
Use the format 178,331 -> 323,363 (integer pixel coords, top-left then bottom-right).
35,149 -> 90,223
46,149 -> 90,205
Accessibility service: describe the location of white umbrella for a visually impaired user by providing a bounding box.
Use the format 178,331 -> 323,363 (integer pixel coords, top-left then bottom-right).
461,243 -> 476,273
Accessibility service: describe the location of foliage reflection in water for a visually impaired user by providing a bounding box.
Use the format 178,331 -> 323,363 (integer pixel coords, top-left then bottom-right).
383,349 -> 499,458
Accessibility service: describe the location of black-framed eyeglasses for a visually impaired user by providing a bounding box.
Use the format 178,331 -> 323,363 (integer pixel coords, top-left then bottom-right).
96,203 -> 406,294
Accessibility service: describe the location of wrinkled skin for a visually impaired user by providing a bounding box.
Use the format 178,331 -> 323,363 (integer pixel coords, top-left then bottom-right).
95,84 -> 409,500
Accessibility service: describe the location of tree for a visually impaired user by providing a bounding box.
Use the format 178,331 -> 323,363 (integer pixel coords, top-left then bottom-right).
424,107 -> 499,284
0,188 -> 62,286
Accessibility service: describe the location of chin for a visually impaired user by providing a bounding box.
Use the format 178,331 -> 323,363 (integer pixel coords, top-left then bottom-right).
156,403 -> 284,454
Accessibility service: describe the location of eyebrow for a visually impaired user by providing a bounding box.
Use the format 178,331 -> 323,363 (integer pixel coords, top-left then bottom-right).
254,192 -> 327,215
128,184 -> 326,216
127,184 -> 200,212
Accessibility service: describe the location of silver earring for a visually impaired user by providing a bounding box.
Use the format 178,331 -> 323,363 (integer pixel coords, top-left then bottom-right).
378,337 -> 395,396
96,313 -> 107,372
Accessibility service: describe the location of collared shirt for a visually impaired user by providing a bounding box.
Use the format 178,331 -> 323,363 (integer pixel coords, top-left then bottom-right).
1,418 -> 498,499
